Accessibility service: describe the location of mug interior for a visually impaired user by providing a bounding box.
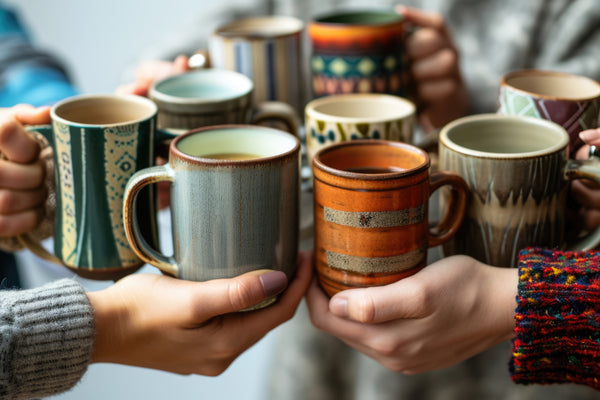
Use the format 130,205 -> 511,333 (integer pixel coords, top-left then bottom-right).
153,70 -> 253,101
215,15 -> 304,38
175,126 -> 298,160
504,70 -> 600,100
316,140 -> 427,175
316,10 -> 402,25
307,94 -> 414,122
52,94 -> 156,125
441,115 -> 569,157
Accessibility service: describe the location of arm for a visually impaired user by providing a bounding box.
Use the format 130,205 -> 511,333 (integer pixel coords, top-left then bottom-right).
0,252 -> 311,399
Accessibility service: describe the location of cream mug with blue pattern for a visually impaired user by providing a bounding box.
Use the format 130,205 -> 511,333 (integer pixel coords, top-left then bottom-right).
305,93 -> 415,166
22,94 -> 173,280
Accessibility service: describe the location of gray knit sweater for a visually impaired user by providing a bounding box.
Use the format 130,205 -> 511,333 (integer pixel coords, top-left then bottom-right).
0,279 -> 94,400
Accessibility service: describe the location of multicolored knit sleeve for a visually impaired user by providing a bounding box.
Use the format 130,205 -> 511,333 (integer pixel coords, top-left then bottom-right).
510,247 -> 600,390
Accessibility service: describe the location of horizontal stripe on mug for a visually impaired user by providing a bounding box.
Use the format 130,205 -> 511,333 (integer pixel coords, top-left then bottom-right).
324,205 -> 426,228
325,246 -> 426,274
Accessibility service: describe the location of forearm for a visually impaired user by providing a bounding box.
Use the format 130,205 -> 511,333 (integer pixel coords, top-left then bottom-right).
0,279 -> 95,399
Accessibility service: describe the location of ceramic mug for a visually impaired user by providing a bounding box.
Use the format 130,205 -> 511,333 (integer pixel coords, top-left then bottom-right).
439,114 -> 600,268
308,10 -> 410,98
123,125 -> 300,309
312,139 -> 468,297
149,69 -> 298,135
22,94 -> 172,280
305,93 -> 415,165
498,69 -> 600,156
207,15 -> 305,113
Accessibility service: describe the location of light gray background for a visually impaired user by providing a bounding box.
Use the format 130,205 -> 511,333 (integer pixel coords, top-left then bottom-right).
6,1 -> 285,399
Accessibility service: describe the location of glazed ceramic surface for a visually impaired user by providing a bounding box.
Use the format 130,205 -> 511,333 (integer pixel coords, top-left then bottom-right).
150,69 -> 298,135
312,140 -> 467,297
208,16 -> 304,113
439,114 -> 600,268
24,94 -> 161,280
305,93 -> 415,164
498,69 -> 600,155
123,125 -> 300,305
308,10 -> 410,98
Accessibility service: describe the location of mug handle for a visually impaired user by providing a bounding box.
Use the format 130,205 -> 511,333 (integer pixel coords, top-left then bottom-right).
565,157 -> 600,250
13,125 -> 64,265
427,171 -> 469,247
250,101 -> 299,137
123,164 -> 179,276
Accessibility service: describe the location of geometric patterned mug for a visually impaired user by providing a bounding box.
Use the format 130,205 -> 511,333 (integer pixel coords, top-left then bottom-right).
498,69 -> 600,156
23,94 -> 172,280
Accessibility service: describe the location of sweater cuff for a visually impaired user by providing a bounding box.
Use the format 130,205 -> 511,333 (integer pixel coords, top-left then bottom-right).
0,279 -> 95,399
510,247 -> 600,390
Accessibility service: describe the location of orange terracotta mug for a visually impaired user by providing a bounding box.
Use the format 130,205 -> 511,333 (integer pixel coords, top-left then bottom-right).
312,140 -> 468,296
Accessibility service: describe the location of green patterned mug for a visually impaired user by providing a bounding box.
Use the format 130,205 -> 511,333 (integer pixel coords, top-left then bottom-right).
23,94 -> 173,280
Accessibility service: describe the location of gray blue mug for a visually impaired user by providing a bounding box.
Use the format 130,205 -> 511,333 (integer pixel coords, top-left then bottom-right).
123,125 -> 300,309
23,94 -> 174,280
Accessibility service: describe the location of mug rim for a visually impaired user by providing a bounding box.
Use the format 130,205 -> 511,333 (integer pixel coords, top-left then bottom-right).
50,93 -> 158,127
214,15 -> 304,39
500,68 -> 600,101
439,114 -> 569,159
306,93 -> 415,123
170,124 -> 300,165
312,9 -> 404,26
313,139 -> 429,180
149,69 -> 254,107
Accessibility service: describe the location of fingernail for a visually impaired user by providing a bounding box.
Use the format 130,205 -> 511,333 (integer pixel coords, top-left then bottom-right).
330,296 -> 348,318
579,129 -> 600,142
259,271 -> 288,298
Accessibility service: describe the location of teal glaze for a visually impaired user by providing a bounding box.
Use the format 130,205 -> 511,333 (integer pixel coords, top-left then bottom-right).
316,10 -> 402,24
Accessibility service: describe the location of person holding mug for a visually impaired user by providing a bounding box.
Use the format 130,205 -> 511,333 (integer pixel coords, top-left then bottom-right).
0,103 -> 313,399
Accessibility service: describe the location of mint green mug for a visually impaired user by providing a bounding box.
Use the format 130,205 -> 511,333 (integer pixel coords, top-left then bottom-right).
23,94 -> 174,280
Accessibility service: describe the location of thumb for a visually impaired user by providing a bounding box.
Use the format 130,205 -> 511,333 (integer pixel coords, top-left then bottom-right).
200,269 -> 289,315
329,277 -> 426,323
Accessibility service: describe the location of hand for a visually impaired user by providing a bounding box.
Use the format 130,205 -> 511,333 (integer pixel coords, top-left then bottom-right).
0,105 -> 49,237
396,6 -> 469,133
88,251 -> 313,376
115,54 -> 191,97
306,255 -> 517,374
571,128 -> 600,232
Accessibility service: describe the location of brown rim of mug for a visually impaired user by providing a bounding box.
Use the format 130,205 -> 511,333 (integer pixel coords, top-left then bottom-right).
500,69 -> 600,102
313,139 -> 430,181
169,124 -> 300,167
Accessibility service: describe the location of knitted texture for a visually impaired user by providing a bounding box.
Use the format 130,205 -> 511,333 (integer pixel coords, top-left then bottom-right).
0,279 -> 94,399
510,247 -> 600,390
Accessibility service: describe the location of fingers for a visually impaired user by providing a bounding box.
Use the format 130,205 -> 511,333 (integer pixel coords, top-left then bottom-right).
0,110 -> 45,163
329,277 -> 428,324
0,208 -> 43,237
0,158 -> 45,189
396,5 -> 446,31
191,269 -> 289,317
576,129 -> 600,160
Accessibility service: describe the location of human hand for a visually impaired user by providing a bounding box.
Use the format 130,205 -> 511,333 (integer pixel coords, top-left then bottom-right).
88,251 -> 312,376
115,54 -> 191,97
0,105 -> 49,237
396,6 -> 469,133
570,128 -> 600,232
306,255 -> 517,374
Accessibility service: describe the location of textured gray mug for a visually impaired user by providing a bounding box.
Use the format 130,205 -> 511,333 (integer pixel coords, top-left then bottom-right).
439,114 -> 600,268
123,125 -> 300,308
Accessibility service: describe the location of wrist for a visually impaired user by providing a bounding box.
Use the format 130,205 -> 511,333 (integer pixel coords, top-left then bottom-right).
87,288 -> 127,364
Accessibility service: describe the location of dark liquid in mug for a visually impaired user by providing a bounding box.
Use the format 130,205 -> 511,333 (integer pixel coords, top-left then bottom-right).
345,166 -> 405,174
203,153 -> 261,160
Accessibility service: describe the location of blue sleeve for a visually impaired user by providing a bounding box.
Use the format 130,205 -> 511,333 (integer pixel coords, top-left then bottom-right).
0,4 -> 79,107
